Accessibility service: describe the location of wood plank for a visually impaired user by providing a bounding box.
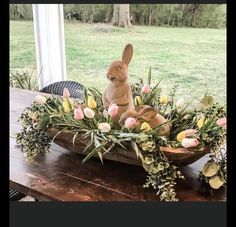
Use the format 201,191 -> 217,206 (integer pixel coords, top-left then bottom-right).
10,138 -> 156,201
10,157 -> 140,201
10,135 -> 226,201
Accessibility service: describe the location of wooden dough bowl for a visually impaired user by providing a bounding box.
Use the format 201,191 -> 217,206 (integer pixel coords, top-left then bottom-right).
47,128 -> 209,167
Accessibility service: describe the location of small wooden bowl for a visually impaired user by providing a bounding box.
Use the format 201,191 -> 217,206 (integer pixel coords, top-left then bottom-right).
47,128 -> 208,167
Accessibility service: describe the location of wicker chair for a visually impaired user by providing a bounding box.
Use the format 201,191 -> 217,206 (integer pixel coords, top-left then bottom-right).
39,80 -> 84,100
9,188 -> 27,201
9,80 -> 84,201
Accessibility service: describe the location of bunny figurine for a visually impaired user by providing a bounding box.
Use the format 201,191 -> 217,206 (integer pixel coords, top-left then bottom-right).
119,105 -> 171,137
102,44 -> 135,122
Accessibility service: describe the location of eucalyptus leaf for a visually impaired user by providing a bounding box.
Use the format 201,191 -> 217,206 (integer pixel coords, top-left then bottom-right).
149,164 -> 160,174
144,155 -> 154,165
142,162 -> 153,173
202,162 -> 220,177
201,95 -> 214,106
157,162 -> 165,171
209,175 -> 224,189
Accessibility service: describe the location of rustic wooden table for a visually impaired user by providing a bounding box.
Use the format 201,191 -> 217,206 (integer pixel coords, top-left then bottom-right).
10,88 -> 226,201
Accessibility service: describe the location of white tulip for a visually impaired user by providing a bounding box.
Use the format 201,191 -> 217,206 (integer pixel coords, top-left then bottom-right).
83,107 -> 95,118
35,95 -> 47,104
102,109 -> 109,119
181,138 -> 199,148
98,122 -> 111,133
176,98 -> 185,109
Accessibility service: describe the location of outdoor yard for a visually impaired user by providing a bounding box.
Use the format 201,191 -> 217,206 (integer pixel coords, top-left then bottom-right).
10,20 -> 226,105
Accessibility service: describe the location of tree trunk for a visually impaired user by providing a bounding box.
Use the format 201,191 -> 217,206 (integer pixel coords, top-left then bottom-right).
148,5 -> 153,26
89,4 -> 95,23
191,4 -> 200,27
180,4 -> 186,27
105,4 -> 111,23
111,4 -> 119,26
111,4 -> 132,28
168,4 -> 174,26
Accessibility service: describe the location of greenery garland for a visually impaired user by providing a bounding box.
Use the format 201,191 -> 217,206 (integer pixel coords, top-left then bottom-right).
16,68 -> 227,201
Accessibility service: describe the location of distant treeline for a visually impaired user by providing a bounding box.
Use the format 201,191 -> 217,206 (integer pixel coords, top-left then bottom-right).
10,4 -> 226,28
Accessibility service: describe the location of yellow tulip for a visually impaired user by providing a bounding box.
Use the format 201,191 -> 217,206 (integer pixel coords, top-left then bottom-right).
140,122 -> 151,132
159,95 -> 168,105
177,131 -> 186,142
134,96 -> 142,106
87,96 -> 97,109
69,98 -> 74,107
63,100 -> 71,113
197,116 -> 208,128
62,98 -> 74,113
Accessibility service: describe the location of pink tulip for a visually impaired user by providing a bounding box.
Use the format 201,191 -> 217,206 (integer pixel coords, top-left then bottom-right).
216,117 -> 227,128
185,129 -> 197,137
74,107 -> 84,120
108,104 -> 119,117
181,138 -> 199,148
63,88 -> 70,98
124,117 -> 137,129
141,84 -> 151,94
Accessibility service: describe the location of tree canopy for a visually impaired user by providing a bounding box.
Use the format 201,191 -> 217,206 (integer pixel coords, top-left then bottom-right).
10,4 -> 226,28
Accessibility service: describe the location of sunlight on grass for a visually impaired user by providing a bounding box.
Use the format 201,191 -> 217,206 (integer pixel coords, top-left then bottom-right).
10,21 -> 226,105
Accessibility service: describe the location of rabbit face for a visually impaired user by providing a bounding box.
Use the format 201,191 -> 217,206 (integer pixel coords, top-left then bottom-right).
106,44 -> 133,84
106,61 -> 128,83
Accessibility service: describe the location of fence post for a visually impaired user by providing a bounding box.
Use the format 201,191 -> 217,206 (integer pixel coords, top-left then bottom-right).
32,4 -> 67,89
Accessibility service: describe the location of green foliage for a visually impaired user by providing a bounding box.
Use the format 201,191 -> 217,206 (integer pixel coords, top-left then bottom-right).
16,126 -> 51,162
10,4 -> 226,28
10,4 -> 33,21
199,147 -> 226,189
143,166 -> 184,201
10,68 -> 39,91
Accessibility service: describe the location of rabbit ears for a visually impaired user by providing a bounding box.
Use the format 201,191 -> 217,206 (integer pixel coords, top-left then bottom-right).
122,44 -> 133,65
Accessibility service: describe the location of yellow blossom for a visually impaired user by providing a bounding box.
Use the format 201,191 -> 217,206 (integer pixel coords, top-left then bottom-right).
63,101 -> 70,113
197,116 -> 208,128
134,96 -> 142,106
87,96 -> 97,109
159,95 -> 168,105
177,131 -> 186,142
62,98 -> 73,113
140,122 -> 151,132
69,98 -> 74,107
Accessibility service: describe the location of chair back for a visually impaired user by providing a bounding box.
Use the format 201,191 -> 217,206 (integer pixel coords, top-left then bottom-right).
40,80 -> 84,101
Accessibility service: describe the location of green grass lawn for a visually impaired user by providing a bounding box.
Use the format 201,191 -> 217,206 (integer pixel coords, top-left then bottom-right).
10,21 -> 226,105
